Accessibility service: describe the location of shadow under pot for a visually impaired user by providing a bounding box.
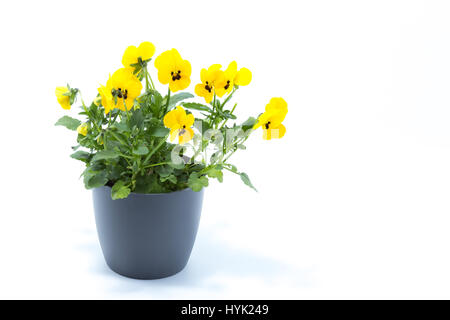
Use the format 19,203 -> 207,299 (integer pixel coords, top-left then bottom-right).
92,186 -> 204,279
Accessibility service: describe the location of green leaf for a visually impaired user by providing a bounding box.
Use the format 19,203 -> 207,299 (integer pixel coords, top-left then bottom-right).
83,170 -> 107,189
182,102 -> 212,112
134,173 -> 167,194
113,121 -> 130,132
146,89 -> 163,115
70,150 -> 91,162
133,145 -> 149,155
240,172 -> 257,191
241,117 -> 257,131
129,109 -> 144,129
55,116 -> 81,131
207,167 -> 223,183
89,162 -> 106,171
155,165 -> 174,178
168,160 -> 185,170
160,174 -> 177,184
111,180 -> 131,200
148,126 -> 170,137
167,92 -> 194,108
92,150 -> 119,162
220,109 -> 237,119
227,164 -> 238,173
188,172 -> 209,192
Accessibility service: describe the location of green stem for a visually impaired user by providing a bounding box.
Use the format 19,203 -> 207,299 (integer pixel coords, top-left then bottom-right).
210,93 -> 217,128
145,69 -> 149,91
219,103 -> 238,130
111,110 -> 119,124
148,69 -> 155,90
118,152 -> 133,159
143,135 -> 168,165
124,105 -> 131,121
222,134 -> 251,163
145,67 -> 155,91
143,161 -> 169,169
191,143 -> 203,163
108,130 -> 127,145
107,111 -> 112,127
223,166 -> 236,173
162,88 -> 171,117
221,87 -> 237,108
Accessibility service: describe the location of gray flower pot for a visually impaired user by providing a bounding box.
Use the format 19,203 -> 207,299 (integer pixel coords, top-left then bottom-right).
92,186 -> 204,279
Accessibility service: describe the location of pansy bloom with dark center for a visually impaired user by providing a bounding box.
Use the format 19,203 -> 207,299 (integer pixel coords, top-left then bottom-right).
253,97 -> 288,140
194,64 -> 222,103
154,49 -> 191,92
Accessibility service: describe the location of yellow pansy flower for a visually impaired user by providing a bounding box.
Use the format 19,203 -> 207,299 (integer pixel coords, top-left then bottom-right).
215,61 -> 252,97
214,62 -> 237,98
122,41 -> 156,68
253,98 -> 288,140
55,86 -> 71,110
106,68 -> 143,112
163,106 -> 195,144
154,49 -> 191,92
77,123 -> 88,136
194,64 -> 222,103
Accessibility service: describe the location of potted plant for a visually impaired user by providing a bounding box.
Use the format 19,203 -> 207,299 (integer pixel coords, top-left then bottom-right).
55,42 -> 288,279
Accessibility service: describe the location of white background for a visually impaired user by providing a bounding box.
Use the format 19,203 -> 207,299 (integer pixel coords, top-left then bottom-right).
0,0 -> 449,299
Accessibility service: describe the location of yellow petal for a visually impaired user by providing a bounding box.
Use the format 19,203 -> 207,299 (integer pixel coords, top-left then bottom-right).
170,48 -> 182,61
179,127 -> 194,144
195,83 -> 205,96
185,113 -> 195,127
175,105 -> 187,116
214,86 -> 226,98
253,118 -> 263,130
98,85 -> 113,114
164,109 -> 179,129
169,129 -> 179,142
77,123 -> 88,136
234,67 -> 252,86
180,59 -> 192,77
195,83 -> 213,103
124,97 -> 134,111
262,128 -> 271,140
208,64 -> 222,72
170,76 -> 190,92
55,86 -> 68,98
200,68 -> 208,83
55,86 -> 71,110
266,97 -> 288,115
270,124 -> 286,139
122,45 -> 138,67
138,41 -> 155,61
226,61 -> 238,76
158,68 -> 170,84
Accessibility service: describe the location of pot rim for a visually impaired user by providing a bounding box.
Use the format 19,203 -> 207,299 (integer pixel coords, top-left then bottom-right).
97,185 -> 200,197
